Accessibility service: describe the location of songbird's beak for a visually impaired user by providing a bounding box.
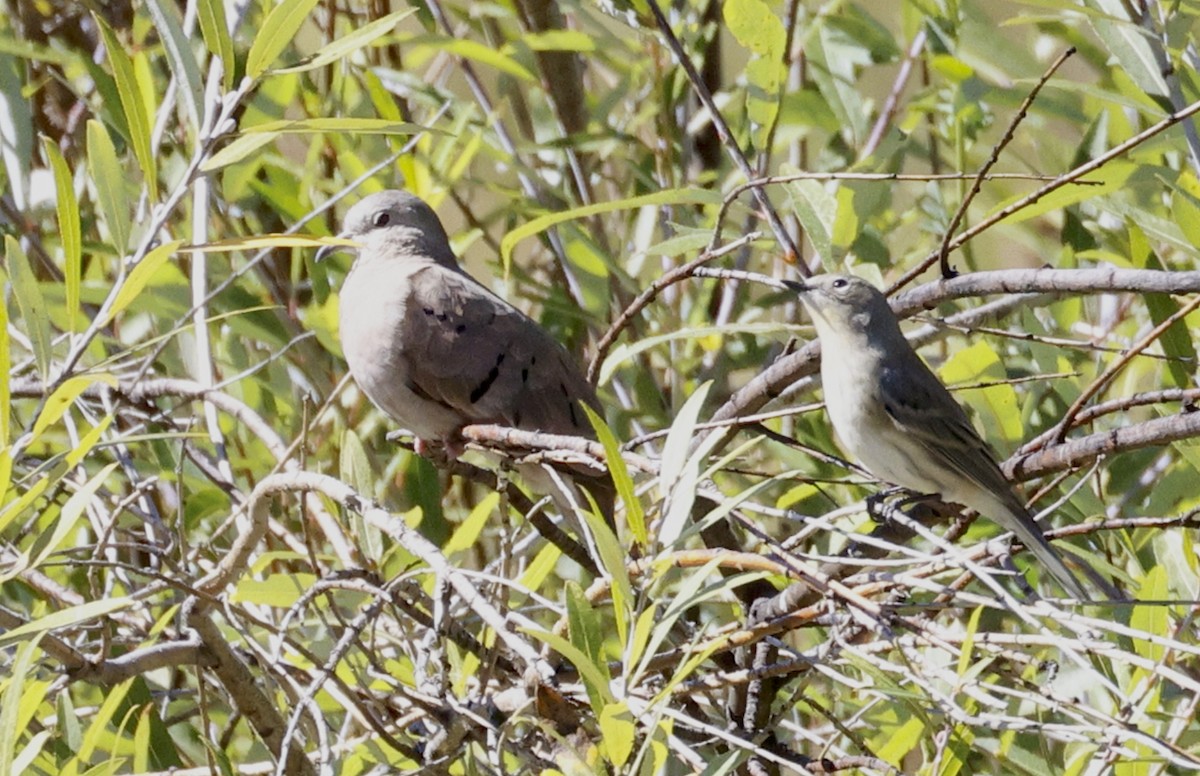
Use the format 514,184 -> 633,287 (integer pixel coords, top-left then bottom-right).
315,233 -> 355,263
782,279 -> 807,294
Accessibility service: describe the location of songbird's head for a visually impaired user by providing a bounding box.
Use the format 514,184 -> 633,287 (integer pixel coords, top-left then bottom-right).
783,274 -> 900,344
315,190 -> 457,267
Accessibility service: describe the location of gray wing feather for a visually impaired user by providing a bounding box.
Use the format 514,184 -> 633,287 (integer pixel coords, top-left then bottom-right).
401,266 -> 600,438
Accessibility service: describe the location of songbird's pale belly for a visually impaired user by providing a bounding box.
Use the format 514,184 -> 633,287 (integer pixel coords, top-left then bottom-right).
823,364 -> 946,496
339,266 -> 460,441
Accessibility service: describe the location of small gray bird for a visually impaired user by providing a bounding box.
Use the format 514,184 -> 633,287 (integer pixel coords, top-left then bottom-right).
316,190 -> 611,518
786,274 -> 1097,599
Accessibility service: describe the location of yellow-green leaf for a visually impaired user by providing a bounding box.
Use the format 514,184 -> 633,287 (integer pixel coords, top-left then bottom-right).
500,189 -> 720,271
201,119 -> 438,171
42,137 -> 81,332
197,0 -> 235,90
599,702 -> 636,768
31,374 -> 117,440
443,491 -> 498,557
272,9 -> 416,74
246,0 -> 321,78
101,240 -> 182,327
86,120 -> 130,253
0,597 -> 135,649
6,235 -> 53,382
94,15 -> 157,200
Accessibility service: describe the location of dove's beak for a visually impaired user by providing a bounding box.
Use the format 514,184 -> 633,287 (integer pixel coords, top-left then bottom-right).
315,233 -> 352,263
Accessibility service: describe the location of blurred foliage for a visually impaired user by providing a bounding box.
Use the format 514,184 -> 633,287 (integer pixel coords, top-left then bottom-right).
1,0 -> 1200,773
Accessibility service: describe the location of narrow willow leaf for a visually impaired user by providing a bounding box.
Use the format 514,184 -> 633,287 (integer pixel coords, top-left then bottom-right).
0,280 -> 8,446
17,463 -> 119,580
272,9 -> 416,74
0,51 -> 32,209
188,234 -> 358,252
0,597 -> 134,649
522,627 -> 613,713
93,16 -> 157,200
436,39 -> 534,81
146,0 -> 204,135
499,189 -> 720,271
584,404 -> 645,546
201,119 -> 437,171
442,491 -> 498,557
31,374 -> 117,440
245,0 -> 321,78
6,236 -> 53,382
196,0 -> 235,90
86,120 -> 130,253
0,636 -> 42,776
41,137 -> 81,331
101,240 -> 182,327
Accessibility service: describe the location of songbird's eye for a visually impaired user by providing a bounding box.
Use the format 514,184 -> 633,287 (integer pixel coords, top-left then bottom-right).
373,211 -> 391,227
831,278 -> 848,289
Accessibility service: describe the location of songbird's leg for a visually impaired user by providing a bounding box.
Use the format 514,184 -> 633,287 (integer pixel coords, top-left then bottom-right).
865,486 -> 917,525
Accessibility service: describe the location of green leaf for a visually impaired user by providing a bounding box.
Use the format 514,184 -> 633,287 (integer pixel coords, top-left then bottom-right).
6,236 -> 53,382
94,15 -> 157,200
436,39 -> 534,81
11,464 -> 118,581
658,382 -> 713,548
0,51 -> 33,209
41,137 -> 81,332
101,240 -> 182,327
201,119 -> 438,171
938,341 -> 1023,445
272,9 -> 416,74
1083,0 -> 1168,98
991,162 -> 1136,226
86,120 -> 131,253
500,189 -> 721,272
524,30 -> 596,52
0,597 -> 135,649
31,374 -> 117,440
0,275 -> 8,447
245,0 -> 321,78
146,0 -> 204,136
598,702 -> 636,768
522,627 -> 613,711
787,177 -> 837,266
584,404 -> 645,546
566,581 -> 610,712
1144,292 -> 1196,391
197,0 -> 235,90
443,491 -> 498,557
0,635 -> 42,776
724,0 -> 785,145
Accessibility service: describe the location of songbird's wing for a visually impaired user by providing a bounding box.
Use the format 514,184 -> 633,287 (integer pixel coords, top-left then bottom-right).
877,355 -> 1019,503
878,355 -> 1095,599
400,264 -> 601,438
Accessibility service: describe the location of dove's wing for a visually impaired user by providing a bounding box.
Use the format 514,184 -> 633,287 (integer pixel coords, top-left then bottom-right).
401,264 -> 601,438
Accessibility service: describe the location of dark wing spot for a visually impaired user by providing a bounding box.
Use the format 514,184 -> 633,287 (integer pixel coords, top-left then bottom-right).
470,352 -> 506,403
521,367 -> 529,383
513,410 -> 522,427
562,383 -> 580,426
423,307 -> 435,316
456,324 -> 466,334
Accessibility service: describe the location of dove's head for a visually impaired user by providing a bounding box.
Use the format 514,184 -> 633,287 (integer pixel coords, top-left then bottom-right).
316,190 -> 457,267
783,274 -> 903,347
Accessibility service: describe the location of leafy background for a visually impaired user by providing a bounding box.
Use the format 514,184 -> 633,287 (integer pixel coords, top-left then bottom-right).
2,0 -> 1200,773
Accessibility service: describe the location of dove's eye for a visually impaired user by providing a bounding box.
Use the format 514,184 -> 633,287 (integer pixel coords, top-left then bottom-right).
373,211 -> 391,227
